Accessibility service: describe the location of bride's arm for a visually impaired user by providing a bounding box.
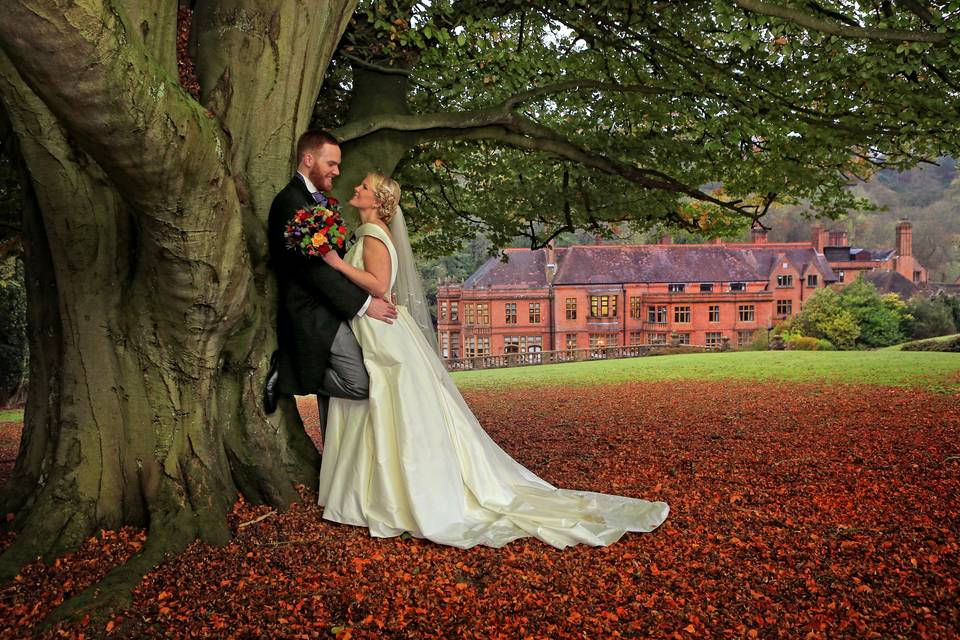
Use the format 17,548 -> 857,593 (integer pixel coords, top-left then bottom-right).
322,237 -> 391,298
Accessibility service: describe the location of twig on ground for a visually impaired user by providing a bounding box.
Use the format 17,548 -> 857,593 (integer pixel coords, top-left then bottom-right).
258,538 -> 323,547
237,511 -> 276,529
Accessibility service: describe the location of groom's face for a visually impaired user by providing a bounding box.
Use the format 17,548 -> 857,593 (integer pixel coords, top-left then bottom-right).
306,143 -> 341,193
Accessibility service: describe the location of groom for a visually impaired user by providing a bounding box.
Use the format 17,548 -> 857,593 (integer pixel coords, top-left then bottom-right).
267,130 -> 397,432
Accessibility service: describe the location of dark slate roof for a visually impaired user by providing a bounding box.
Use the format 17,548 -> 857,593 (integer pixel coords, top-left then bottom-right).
921,283 -> 960,296
862,270 -> 918,299
824,246 -> 896,262
463,249 -> 549,288
463,244 -> 837,290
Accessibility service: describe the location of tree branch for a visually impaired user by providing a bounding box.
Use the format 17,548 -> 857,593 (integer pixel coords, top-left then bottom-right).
341,51 -> 413,76
334,78 -> 667,142
502,79 -> 666,109
895,0 -> 936,25
333,107 -> 511,142
733,0 -> 954,43
0,0 -> 227,210
415,124 -> 755,218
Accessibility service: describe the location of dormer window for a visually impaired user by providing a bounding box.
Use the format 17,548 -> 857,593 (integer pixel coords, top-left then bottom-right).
807,274 -> 818,287
776,275 -> 794,287
730,282 -> 746,291
668,283 -> 685,293
699,283 -> 714,292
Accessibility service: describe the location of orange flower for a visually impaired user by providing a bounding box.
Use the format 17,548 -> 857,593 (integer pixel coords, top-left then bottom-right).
312,232 -> 328,247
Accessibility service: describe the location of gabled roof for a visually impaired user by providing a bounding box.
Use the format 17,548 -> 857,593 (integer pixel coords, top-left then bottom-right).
862,270 -> 918,299
463,250 -> 549,288
463,244 -> 837,290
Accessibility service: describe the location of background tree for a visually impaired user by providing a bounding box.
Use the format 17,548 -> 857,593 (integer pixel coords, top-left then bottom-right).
838,278 -> 910,347
761,159 -> 960,283
0,257 -> 26,407
791,287 -> 861,349
905,294 -> 959,338
0,109 -> 26,407
320,0 -> 960,253
0,0 -> 958,620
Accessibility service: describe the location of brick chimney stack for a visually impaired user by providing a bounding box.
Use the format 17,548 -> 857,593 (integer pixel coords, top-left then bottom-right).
828,230 -> 849,247
811,224 -> 829,253
751,226 -> 768,244
896,219 -> 913,257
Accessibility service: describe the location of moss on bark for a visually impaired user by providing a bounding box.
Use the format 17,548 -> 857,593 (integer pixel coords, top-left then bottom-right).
0,0 -> 358,622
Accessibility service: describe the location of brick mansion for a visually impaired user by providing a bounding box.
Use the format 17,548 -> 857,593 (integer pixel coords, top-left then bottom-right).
435,221 -> 927,360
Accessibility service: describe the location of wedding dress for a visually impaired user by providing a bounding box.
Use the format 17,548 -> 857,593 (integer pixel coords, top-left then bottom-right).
317,222 -> 668,549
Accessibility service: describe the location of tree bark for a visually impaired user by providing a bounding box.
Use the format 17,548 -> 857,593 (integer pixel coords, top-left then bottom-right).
0,0 -> 357,618
334,66 -> 421,223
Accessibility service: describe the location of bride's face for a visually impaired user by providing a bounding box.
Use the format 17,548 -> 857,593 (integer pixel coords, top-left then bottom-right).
349,176 -> 379,213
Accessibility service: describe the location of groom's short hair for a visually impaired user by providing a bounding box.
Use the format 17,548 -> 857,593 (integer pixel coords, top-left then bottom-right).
297,130 -> 339,162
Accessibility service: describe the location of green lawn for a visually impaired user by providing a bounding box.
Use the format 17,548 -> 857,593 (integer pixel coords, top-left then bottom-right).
452,350 -> 960,392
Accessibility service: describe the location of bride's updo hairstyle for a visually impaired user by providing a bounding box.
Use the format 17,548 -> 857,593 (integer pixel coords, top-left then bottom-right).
367,172 -> 401,224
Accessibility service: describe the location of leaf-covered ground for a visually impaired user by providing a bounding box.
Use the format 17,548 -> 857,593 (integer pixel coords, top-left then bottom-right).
1,381 -> 958,638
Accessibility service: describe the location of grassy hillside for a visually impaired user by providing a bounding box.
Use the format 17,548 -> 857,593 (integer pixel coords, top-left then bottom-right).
452,350 -> 960,392
881,334 -> 959,351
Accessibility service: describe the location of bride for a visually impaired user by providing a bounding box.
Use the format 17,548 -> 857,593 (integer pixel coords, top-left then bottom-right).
316,172 -> 668,549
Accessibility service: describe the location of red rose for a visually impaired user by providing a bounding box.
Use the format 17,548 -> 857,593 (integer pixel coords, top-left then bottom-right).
338,226 -> 347,233
328,197 -> 338,206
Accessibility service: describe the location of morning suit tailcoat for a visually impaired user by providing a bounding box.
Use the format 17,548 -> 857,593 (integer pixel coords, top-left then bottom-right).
268,177 -> 368,396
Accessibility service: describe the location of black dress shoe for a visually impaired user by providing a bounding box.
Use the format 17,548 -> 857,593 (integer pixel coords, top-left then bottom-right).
263,350 -> 280,414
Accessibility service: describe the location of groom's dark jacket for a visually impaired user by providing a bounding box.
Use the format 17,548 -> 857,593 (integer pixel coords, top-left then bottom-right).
268,176 -> 368,395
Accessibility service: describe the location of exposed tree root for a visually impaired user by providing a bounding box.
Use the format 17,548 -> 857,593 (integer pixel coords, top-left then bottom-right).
41,524 -> 192,627
0,491 -> 96,584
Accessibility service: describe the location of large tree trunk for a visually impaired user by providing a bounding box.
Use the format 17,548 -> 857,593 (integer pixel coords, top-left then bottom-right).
335,67 -> 420,221
0,0 -> 356,618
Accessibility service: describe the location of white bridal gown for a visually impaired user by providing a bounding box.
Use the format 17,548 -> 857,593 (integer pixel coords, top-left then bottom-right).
317,223 -> 669,549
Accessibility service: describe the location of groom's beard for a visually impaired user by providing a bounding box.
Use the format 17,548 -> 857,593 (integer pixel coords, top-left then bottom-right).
309,167 -> 334,193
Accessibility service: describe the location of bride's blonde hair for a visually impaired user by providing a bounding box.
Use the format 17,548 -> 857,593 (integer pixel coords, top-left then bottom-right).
367,172 -> 401,224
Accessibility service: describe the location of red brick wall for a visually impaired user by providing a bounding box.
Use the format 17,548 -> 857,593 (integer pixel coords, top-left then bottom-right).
439,280 -> 799,354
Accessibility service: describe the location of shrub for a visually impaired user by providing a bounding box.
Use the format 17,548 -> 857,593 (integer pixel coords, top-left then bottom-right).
816,339 -> 835,351
745,329 -> 768,351
904,295 -> 957,340
786,335 -> 821,350
838,278 -> 909,348
646,346 -> 706,356
901,336 -> 960,352
792,288 -> 861,349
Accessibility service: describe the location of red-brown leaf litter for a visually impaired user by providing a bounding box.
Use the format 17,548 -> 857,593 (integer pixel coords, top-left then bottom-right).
1,381 -> 958,638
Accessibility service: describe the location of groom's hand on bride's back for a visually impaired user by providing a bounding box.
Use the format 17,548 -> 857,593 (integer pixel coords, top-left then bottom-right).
366,296 -> 398,323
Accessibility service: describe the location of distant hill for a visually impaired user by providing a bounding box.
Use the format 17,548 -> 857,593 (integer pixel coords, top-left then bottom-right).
762,157 -> 959,282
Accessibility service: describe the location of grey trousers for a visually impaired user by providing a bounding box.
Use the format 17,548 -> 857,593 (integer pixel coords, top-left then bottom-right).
317,321 -> 369,439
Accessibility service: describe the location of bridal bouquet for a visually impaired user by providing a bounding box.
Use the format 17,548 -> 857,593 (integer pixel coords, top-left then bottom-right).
284,203 -> 350,257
